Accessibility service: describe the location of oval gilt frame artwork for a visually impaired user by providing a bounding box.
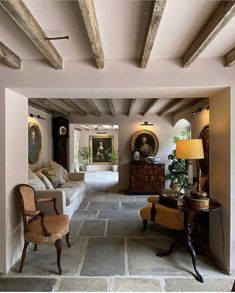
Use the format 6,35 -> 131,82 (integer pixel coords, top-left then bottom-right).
131,130 -> 159,160
28,123 -> 42,164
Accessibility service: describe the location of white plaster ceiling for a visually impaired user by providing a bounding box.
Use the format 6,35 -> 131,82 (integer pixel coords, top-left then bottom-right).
1,0 -> 234,60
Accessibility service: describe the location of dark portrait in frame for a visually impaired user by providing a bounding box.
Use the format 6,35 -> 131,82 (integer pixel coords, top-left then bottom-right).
28,123 -> 42,164
89,135 -> 114,164
131,130 -> 159,160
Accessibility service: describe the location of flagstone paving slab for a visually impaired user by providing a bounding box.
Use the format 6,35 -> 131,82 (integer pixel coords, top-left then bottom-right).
71,210 -> 98,221
80,238 -> 125,276
165,278 -> 234,291
79,220 -> 106,236
10,238 -> 87,276
107,220 -> 143,237
111,278 -> 162,292
0,277 -> 57,292
121,202 -> 146,211
87,202 -> 119,211
98,211 -> 140,220
58,277 -> 108,292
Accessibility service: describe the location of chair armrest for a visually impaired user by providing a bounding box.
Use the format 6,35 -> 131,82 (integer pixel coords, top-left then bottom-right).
68,172 -> 85,181
23,210 -> 40,217
24,210 -> 51,236
35,190 -> 66,215
147,196 -> 159,204
36,197 -> 53,203
36,197 -> 59,215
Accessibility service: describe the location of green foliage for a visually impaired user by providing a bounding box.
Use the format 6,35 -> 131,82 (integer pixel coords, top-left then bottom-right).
165,130 -> 191,189
107,151 -> 119,163
79,147 -> 91,165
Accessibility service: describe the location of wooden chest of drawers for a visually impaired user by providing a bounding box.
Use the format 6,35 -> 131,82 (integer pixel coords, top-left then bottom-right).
129,162 -> 165,194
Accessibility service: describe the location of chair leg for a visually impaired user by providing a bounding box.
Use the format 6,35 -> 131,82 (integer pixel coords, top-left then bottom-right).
55,239 -> 62,275
66,232 -> 71,248
143,219 -> 148,232
19,241 -> 29,273
34,244 -> 37,251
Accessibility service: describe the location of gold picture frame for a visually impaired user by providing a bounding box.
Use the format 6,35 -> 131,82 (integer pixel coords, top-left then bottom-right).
131,130 -> 159,159
89,135 -> 114,164
28,122 -> 42,164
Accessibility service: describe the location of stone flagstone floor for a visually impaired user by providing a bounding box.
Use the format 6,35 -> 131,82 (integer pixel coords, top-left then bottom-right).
0,191 -> 234,292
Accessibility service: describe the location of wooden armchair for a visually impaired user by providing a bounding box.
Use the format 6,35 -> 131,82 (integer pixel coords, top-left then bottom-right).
17,184 -> 71,274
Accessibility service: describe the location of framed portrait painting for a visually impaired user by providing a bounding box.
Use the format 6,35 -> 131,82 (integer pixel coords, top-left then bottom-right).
131,130 -> 159,160
28,122 -> 42,164
89,135 -> 114,164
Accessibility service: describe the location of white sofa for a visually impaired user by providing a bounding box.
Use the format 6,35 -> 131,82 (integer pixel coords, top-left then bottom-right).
29,162 -> 87,219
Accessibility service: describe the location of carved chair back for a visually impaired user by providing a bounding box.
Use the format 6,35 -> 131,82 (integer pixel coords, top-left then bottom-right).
17,184 -> 37,231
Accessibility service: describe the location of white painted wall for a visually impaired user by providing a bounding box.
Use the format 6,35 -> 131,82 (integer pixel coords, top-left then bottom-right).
28,106 -> 53,171
0,88 -> 6,273
70,113 -> 175,190
4,89 -> 28,273
210,88 -> 231,273
231,87 -> 235,274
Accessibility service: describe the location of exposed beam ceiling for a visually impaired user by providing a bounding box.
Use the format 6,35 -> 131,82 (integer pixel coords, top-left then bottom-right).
158,98 -> 184,116
0,41 -> 21,69
182,1 -> 235,67
142,98 -> 158,116
224,47 -> 235,67
28,100 -> 54,115
139,0 -> 167,68
0,0 -> 63,69
107,99 -> 116,116
172,98 -> 207,116
62,99 -> 87,116
128,99 -> 136,116
85,99 -> 101,116
30,98 -> 69,116
78,0 -> 104,69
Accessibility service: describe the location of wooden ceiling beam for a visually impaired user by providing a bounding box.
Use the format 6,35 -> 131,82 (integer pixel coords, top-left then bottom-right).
78,0 -> 104,69
157,98 -> 184,116
128,99 -> 136,116
28,100 -> 54,115
62,99 -> 87,116
0,41 -> 21,69
139,0 -> 167,68
173,98 -> 207,116
182,1 -> 235,67
224,47 -> 235,67
142,98 -> 158,116
86,99 -> 101,116
107,99 -> 116,116
0,0 -> 63,69
31,99 -> 69,116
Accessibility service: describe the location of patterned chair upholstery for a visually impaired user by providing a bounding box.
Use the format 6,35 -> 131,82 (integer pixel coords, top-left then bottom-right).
17,184 -> 71,274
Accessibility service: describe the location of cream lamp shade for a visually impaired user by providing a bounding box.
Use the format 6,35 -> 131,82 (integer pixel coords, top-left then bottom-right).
176,139 -> 204,159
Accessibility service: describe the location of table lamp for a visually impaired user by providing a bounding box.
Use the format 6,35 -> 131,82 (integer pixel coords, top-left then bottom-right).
176,139 -> 204,186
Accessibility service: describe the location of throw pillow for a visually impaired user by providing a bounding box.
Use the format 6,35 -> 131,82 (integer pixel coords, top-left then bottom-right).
28,169 -> 46,191
49,160 -> 68,184
42,167 -> 60,189
36,171 -> 54,190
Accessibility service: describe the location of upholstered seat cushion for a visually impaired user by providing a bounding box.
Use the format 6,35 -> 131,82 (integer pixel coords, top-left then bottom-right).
140,202 -> 184,231
25,215 -> 69,244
